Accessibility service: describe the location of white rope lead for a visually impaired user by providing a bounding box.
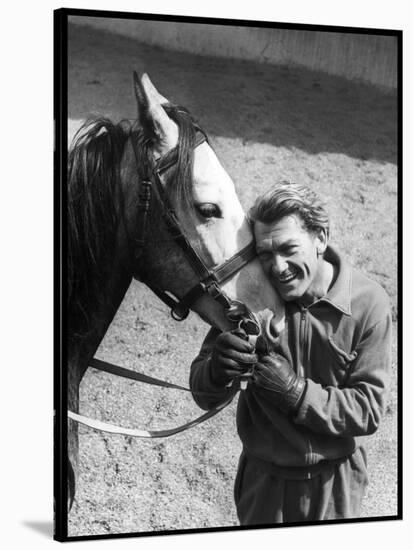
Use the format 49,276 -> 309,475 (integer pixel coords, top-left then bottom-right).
68,394 -> 234,439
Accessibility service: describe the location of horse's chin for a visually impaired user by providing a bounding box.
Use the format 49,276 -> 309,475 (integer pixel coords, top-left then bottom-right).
195,302 -> 286,348
193,297 -> 236,332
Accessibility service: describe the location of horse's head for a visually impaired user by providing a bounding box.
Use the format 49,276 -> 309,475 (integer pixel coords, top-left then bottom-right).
122,73 -> 284,342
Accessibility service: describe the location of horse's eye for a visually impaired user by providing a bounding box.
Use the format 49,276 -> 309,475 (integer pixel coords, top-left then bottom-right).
196,203 -> 221,219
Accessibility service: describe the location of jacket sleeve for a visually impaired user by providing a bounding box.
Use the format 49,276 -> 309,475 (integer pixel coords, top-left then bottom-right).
294,310 -> 392,437
189,327 -> 234,410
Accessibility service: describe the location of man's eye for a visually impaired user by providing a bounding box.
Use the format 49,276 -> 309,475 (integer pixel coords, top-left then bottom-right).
196,203 -> 221,219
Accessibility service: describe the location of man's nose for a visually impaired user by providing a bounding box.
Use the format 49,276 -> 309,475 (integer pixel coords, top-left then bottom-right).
270,254 -> 288,276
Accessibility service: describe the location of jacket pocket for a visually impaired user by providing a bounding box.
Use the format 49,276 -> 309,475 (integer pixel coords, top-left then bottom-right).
327,336 -> 358,384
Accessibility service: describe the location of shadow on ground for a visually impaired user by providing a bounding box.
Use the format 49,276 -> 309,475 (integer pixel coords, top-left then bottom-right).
68,23 -> 397,165
22,521 -> 53,538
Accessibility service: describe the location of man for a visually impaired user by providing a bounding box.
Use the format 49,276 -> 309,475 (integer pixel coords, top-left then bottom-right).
190,182 -> 392,524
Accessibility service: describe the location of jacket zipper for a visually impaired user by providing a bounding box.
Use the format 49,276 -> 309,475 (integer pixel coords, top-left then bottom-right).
299,305 -> 314,467
299,307 -> 307,378
300,299 -> 323,374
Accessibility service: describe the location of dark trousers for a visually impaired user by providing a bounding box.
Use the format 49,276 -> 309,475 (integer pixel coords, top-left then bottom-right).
234,447 -> 368,524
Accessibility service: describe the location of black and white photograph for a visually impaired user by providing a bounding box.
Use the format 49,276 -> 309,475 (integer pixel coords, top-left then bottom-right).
52,7 -> 402,541
52,8 -> 401,541
3,0 -> 411,547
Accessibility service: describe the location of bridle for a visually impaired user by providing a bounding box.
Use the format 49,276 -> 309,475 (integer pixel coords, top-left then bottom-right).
131,127 -> 260,334
68,122 -> 262,438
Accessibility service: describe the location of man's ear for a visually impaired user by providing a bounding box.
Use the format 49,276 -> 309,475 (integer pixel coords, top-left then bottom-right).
315,228 -> 328,256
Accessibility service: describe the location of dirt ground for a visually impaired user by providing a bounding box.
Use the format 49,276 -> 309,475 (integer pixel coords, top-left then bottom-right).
66,22 -> 398,537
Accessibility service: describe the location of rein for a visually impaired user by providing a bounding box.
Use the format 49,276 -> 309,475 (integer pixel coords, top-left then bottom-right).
68,122 -> 261,439
68,358 -> 237,438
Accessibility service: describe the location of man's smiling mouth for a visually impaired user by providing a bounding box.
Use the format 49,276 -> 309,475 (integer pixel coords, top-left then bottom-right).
277,268 -> 299,284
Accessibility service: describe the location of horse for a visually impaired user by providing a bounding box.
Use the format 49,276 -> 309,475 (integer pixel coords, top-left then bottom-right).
65,72 -> 284,510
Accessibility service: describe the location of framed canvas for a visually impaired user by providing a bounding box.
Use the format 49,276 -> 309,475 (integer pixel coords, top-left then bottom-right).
54,7 -> 401,541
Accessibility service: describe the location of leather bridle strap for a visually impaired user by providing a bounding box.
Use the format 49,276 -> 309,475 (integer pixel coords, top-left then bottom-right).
160,240 -> 257,321
214,241 -> 257,283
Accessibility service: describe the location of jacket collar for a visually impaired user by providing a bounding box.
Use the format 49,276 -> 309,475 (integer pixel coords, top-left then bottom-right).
319,245 -> 352,316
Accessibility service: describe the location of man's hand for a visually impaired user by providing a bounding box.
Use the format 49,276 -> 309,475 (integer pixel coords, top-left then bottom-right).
209,328 -> 258,386
252,352 -> 307,413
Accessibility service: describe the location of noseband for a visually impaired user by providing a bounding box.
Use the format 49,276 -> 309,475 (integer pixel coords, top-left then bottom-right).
131,128 -> 260,334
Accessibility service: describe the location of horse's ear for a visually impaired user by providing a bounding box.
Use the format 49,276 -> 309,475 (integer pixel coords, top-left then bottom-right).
133,72 -> 178,152
133,71 -> 156,141
140,72 -> 170,105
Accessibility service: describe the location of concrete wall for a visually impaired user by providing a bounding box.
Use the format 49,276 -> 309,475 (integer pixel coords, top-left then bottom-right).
70,16 -> 398,89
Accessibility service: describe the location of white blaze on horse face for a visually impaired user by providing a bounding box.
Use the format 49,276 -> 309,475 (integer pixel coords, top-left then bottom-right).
192,143 -> 246,257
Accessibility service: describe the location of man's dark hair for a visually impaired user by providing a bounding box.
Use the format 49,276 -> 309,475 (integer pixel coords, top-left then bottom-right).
248,181 -> 330,238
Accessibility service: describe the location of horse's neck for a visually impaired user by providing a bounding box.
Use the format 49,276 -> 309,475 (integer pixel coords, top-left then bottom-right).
68,262 -> 133,392
66,275 -> 131,487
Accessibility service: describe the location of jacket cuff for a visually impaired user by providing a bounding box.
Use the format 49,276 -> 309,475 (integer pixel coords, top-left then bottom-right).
294,378 -> 324,423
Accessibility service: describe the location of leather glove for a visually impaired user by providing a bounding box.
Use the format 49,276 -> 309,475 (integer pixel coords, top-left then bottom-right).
209,328 -> 258,386
252,352 -> 307,413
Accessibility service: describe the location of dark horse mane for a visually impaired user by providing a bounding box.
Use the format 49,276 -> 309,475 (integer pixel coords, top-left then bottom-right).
67,104 -> 203,339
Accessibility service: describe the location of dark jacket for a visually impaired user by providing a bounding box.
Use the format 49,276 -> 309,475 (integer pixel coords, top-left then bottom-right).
190,246 -> 392,467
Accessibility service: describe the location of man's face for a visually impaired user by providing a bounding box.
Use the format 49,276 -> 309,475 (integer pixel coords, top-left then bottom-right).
254,214 -> 327,302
